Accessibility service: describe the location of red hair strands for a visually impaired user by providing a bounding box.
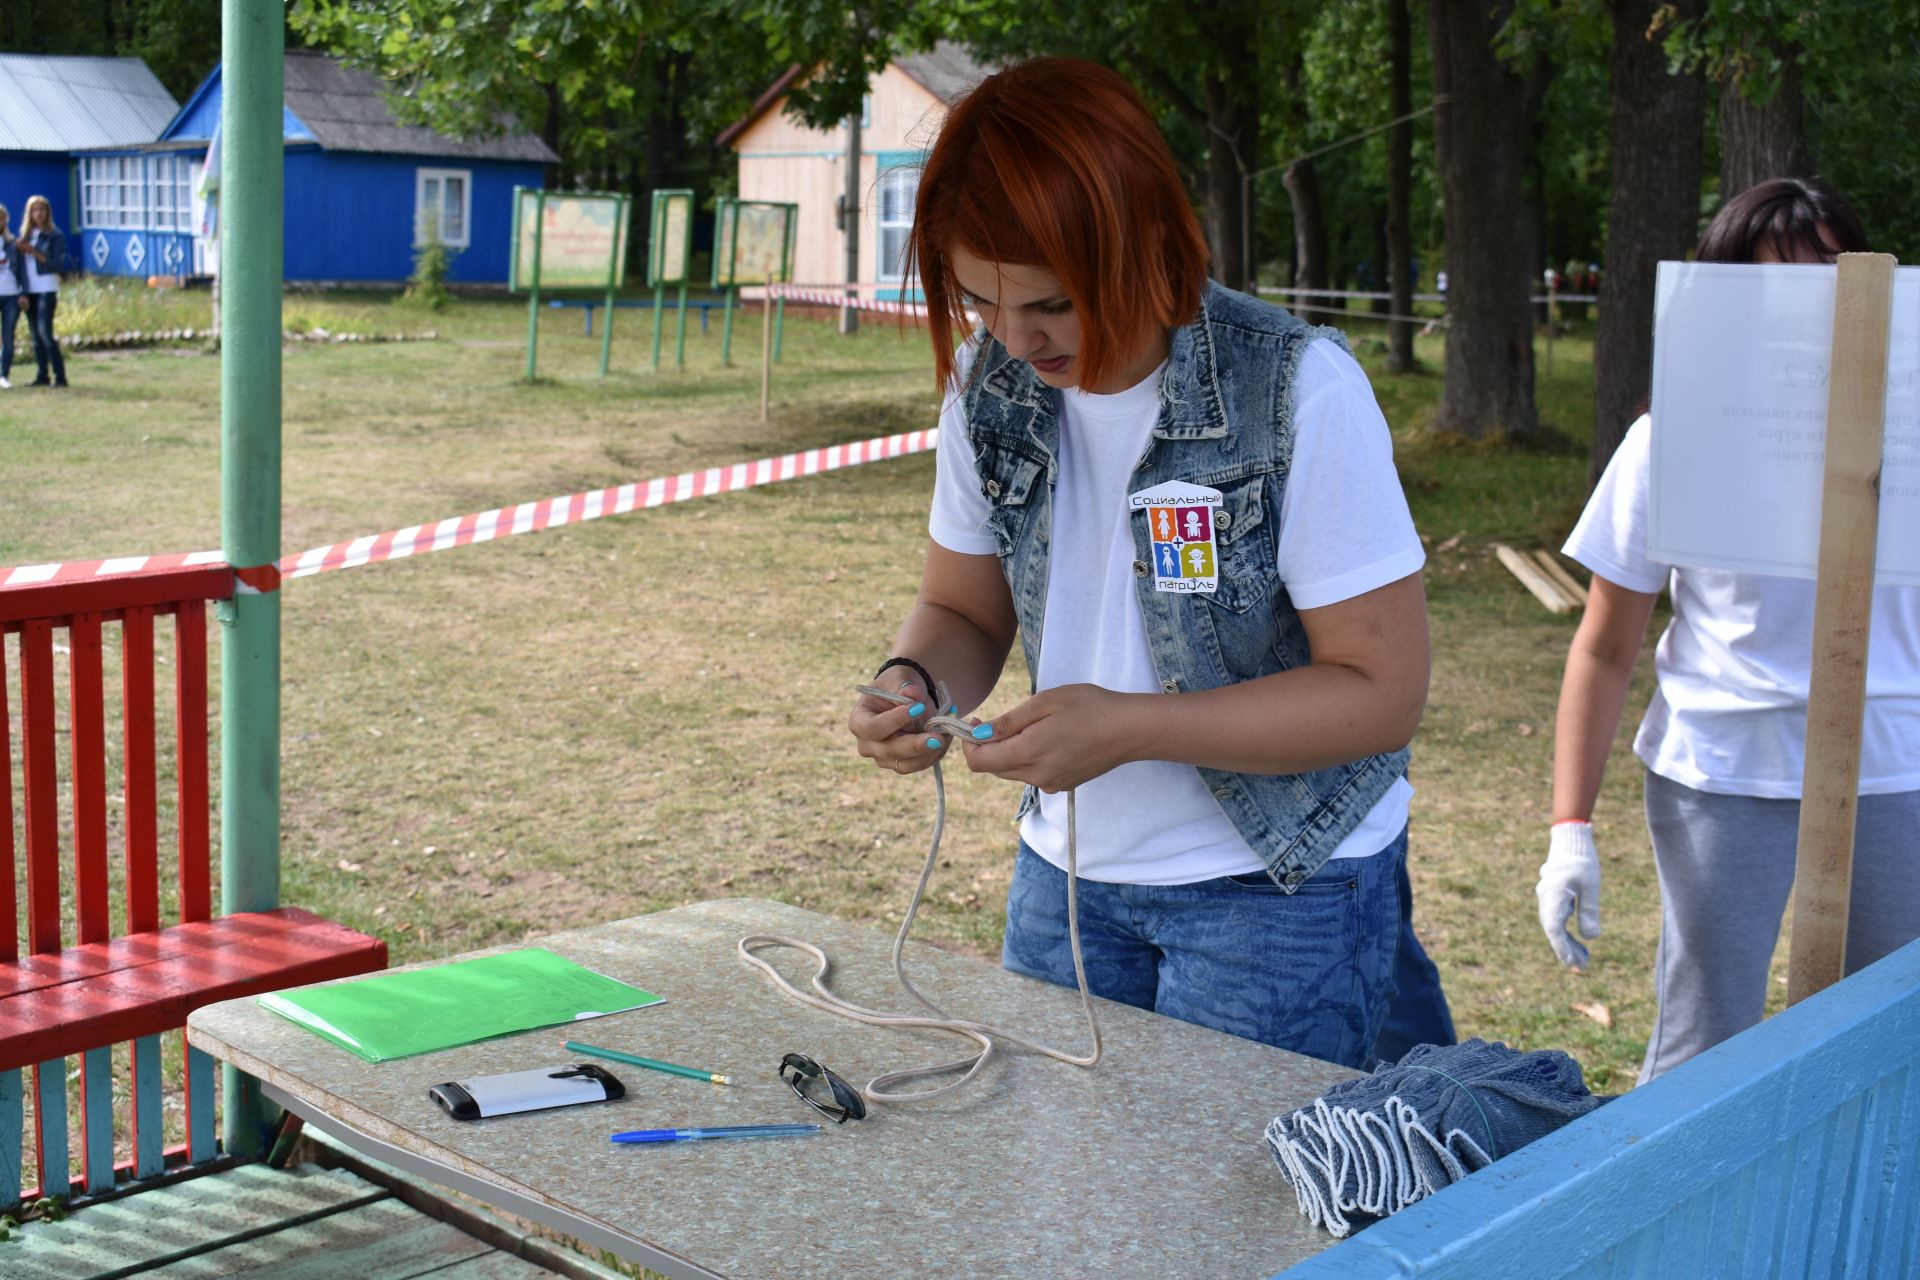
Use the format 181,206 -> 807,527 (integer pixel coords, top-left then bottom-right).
911,58 -> 1211,393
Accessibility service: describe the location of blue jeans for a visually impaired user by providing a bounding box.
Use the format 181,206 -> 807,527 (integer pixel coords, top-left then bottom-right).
1369,850 -> 1457,1066
1001,836 -> 1402,1068
26,292 -> 63,383
0,294 -> 18,378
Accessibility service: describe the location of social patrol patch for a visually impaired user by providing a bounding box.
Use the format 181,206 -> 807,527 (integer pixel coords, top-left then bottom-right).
1130,480 -> 1222,594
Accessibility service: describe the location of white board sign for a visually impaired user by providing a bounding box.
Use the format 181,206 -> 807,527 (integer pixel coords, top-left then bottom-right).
1649,261 -> 1920,585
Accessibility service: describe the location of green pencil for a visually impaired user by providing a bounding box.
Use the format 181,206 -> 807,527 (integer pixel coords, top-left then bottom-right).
566,1040 -> 733,1086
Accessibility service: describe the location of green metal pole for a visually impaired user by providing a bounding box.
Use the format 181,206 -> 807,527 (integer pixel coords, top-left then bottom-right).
721,286 -> 735,366
674,284 -> 688,368
525,191 -> 545,381
652,284 -> 664,370
598,198 -> 618,377
220,0 -> 284,1158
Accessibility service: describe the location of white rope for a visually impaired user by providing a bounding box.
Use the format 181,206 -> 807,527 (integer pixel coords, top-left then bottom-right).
739,744 -> 1102,1105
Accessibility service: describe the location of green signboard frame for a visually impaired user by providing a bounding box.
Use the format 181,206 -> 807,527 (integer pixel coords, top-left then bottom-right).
509,187 -> 632,379
648,189 -> 695,370
710,199 -> 798,366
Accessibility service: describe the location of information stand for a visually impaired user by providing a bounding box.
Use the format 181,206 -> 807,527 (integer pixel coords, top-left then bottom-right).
510,188 -> 632,381
1648,253 -> 1910,1002
647,189 -> 694,370
711,199 -> 797,368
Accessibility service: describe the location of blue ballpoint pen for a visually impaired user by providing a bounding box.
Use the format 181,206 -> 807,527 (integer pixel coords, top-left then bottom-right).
610,1124 -> 821,1144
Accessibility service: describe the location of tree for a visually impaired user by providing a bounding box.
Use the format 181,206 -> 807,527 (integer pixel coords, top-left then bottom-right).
1385,0 -> 1416,371
1590,0 -> 1707,485
1427,0 -> 1537,440
960,0 -> 1272,288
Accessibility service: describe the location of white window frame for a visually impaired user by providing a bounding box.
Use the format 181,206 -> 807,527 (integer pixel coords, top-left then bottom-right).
147,155 -> 193,232
82,156 -> 145,229
875,165 -> 919,285
414,167 -> 472,249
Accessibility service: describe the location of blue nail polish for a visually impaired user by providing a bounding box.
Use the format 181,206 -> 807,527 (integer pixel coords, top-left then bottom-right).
926,737 -> 943,750
971,724 -> 995,740
947,705 -> 958,715
908,702 -> 926,717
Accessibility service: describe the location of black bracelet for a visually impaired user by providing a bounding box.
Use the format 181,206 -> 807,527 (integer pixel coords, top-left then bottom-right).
874,657 -> 939,701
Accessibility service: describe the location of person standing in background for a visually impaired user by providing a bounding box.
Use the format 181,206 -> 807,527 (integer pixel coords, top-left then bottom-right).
19,194 -> 68,388
0,204 -> 21,390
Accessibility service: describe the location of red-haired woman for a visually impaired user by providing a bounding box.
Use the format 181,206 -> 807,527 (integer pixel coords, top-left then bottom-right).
848,58 -> 1450,1068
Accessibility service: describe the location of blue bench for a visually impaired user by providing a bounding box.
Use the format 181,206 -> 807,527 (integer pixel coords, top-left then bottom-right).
547,298 -> 719,337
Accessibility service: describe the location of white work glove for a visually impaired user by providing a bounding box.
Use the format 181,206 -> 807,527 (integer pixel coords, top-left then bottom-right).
1536,820 -> 1603,969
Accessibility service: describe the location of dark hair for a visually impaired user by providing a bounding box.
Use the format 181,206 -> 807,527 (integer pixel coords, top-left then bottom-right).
1694,177 -> 1868,264
910,58 -> 1211,393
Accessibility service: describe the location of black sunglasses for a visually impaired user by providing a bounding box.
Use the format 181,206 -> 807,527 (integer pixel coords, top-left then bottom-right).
780,1052 -> 867,1123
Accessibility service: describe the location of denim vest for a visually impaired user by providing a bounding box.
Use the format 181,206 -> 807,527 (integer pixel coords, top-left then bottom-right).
960,280 -> 1410,891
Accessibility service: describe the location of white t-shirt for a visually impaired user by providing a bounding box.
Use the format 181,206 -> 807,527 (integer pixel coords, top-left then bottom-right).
930,340 -> 1424,884
23,234 -> 58,294
1564,413 -> 1920,798
0,247 -> 19,297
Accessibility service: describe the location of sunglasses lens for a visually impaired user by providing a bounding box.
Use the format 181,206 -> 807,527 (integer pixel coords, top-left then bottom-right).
780,1054 -> 865,1122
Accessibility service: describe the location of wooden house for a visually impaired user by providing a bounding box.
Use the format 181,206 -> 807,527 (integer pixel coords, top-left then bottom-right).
716,43 -> 989,299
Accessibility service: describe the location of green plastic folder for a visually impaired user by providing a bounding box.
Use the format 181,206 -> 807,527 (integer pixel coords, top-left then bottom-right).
258,948 -> 665,1062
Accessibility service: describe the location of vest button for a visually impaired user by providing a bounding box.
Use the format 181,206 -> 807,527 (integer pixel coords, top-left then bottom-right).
1212,786 -> 1232,800
1161,678 -> 1179,694
1284,869 -> 1307,889
986,479 -> 1002,499
1133,560 -> 1149,577
1215,510 -> 1231,529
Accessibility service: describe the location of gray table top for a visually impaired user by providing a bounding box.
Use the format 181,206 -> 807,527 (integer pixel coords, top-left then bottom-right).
188,898 -> 1353,1279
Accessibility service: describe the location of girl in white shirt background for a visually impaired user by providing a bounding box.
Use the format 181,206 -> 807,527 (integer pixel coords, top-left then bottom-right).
1537,177 -> 1920,1081
18,194 -> 68,388
0,203 -> 21,390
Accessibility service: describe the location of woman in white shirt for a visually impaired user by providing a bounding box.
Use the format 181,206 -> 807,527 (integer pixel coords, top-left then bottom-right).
18,195 -> 68,388
1537,178 -> 1920,1081
0,204 -> 21,390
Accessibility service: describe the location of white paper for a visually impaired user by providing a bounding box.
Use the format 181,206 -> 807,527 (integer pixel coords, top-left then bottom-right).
1648,261 -> 1920,584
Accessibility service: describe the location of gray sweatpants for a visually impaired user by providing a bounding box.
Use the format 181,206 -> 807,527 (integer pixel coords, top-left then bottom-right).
1639,770 -> 1920,1083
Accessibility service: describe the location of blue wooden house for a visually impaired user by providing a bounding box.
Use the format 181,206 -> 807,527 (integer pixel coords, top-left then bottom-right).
0,54 -> 180,240
74,50 -> 558,285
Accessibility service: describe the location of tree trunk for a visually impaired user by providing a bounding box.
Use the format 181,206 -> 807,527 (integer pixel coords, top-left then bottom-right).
542,82 -> 564,189
1427,0 -> 1537,440
1524,55 -> 1554,330
1280,53 -> 1331,324
1592,0 -> 1708,485
1200,68 -> 1257,291
1370,210 -> 1390,315
1719,44 -> 1810,196
1386,0 -> 1416,371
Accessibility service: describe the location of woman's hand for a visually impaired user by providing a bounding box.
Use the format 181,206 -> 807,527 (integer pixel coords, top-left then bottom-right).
847,673 -> 951,777
959,683 -> 1140,793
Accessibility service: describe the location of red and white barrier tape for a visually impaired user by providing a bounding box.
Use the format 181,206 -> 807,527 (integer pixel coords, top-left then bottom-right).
0,426 -> 941,589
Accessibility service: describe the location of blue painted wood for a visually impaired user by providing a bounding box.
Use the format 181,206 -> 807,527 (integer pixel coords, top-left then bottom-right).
1277,937 -> 1920,1279
187,1043 -> 216,1164
34,1059 -> 68,1204
0,1067 -> 21,1208
82,1045 -> 113,1194
132,1034 -> 163,1178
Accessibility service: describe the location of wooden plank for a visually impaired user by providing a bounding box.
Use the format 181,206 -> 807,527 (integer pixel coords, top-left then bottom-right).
69,614 -> 111,947
1,1163 -> 387,1280
430,1250 -> 579,1279
0,910 -> 387,1072
132,1034 -> 164,1179
21,619 -> 61,955
186,1041 -> 215,1165
33,1058 -> 67,1207
1787,252 -> 1897,1005
81,1045 -> 114,1195
0,1066 -> 21,1208
122,607 -> 160,935
0,564 -> 233,627
1492,542 -> 1576,614
1528,548 -> 1588,606
1,631 -> 17,964
175,600 -> 210,924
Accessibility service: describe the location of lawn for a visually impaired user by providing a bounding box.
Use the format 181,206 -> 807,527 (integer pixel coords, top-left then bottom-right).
5,286 -> 1766,1202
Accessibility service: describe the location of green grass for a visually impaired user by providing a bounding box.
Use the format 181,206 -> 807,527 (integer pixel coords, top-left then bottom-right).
5,297 -> 1708,1210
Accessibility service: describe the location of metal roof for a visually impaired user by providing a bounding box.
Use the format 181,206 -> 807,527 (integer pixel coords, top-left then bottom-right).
283,51 -> 558,164
894,43 -> 992,106
0,54 -> 179,152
